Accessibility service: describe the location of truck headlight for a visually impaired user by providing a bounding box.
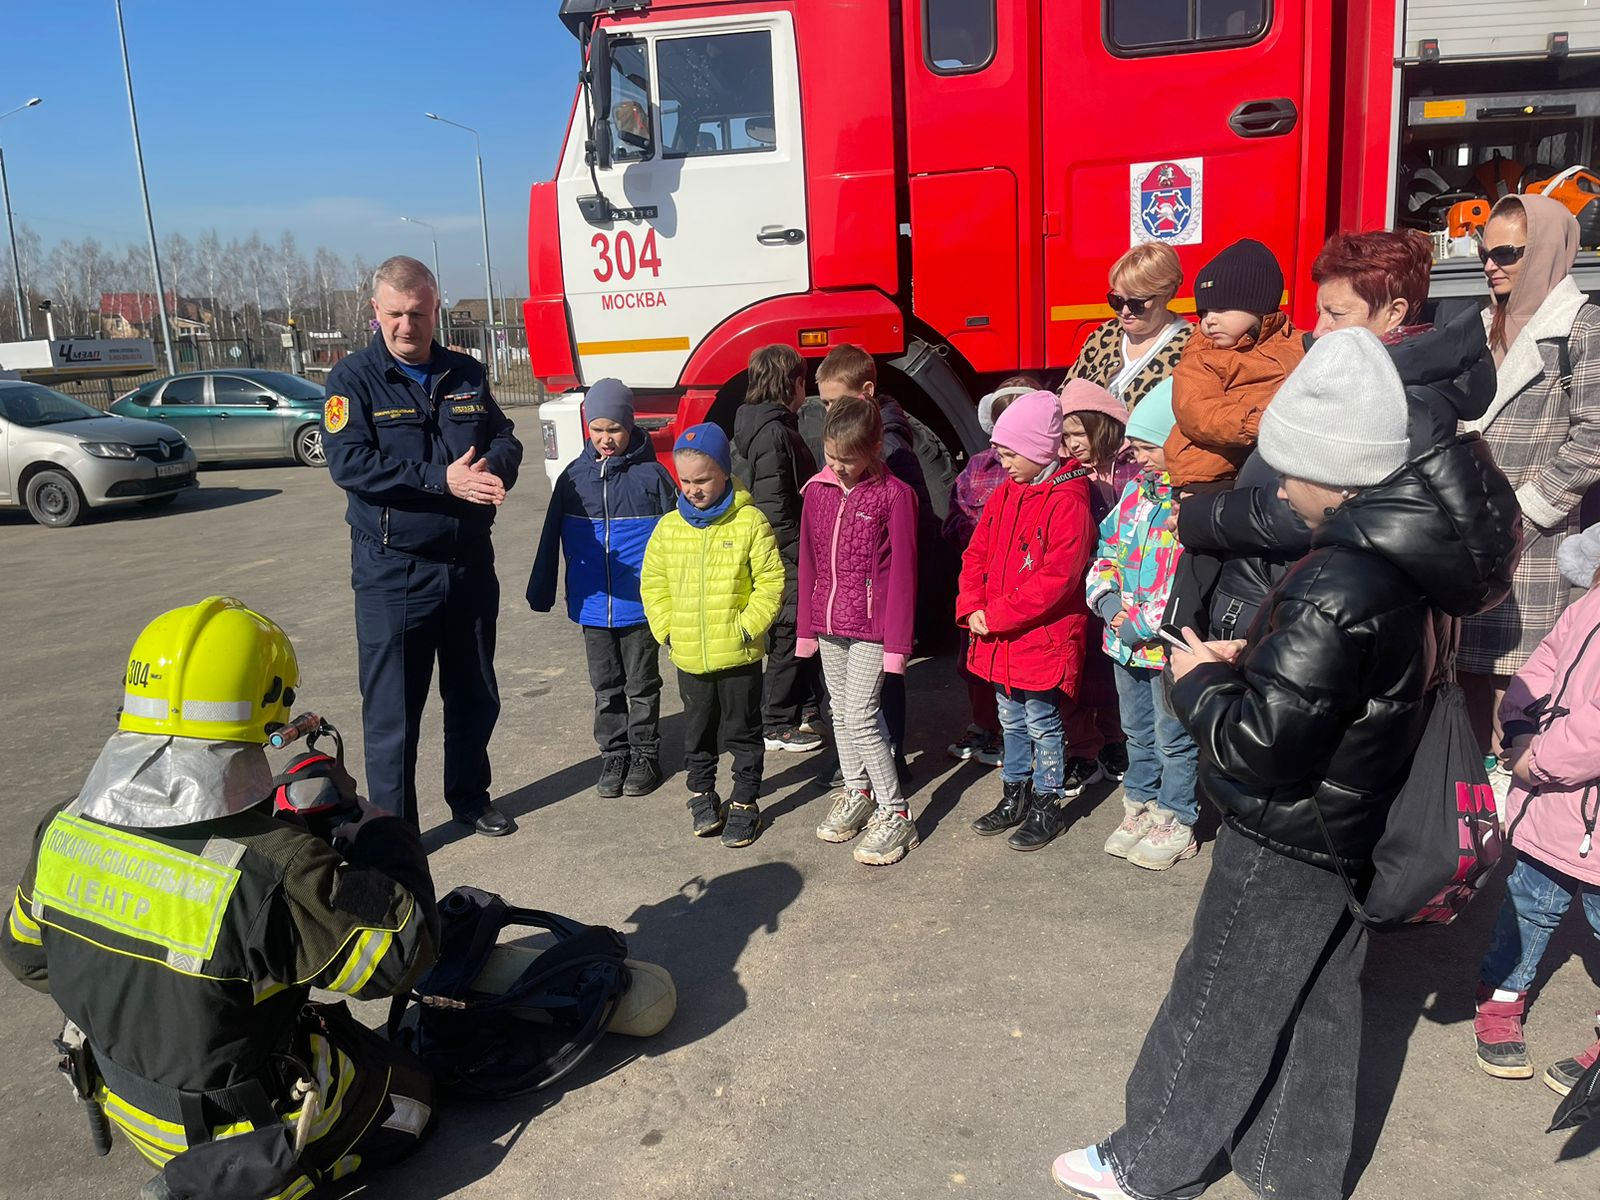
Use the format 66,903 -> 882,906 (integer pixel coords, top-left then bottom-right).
81,442 -> 138,459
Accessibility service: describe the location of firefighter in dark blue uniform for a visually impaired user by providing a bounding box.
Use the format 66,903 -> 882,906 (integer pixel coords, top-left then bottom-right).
324,256 -> 522,836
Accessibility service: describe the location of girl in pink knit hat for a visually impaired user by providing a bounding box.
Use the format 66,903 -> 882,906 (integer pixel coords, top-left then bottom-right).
957,390 -> 1098,852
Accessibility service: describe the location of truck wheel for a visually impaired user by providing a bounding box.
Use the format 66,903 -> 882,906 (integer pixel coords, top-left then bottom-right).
25,469 -> 85,528
906,412 -> 955,523
293,424 -> 326,467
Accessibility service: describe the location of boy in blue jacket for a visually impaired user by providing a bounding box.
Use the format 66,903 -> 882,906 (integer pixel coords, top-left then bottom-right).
528,379 -> 678,797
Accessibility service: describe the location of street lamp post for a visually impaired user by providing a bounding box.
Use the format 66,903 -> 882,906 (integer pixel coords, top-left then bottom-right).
0,97 -> 42,340
115,0 -> 177,374
399,216 -> 446,342
425,111 -> 497,380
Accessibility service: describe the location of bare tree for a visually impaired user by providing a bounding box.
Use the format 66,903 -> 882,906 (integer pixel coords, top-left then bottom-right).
47,237 -> 108,336
161,232 -> 194,330
272,231 -> 305,322
311,245 -> 343,331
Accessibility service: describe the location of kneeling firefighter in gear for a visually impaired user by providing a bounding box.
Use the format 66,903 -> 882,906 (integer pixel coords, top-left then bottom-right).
0,596 -> 440,1199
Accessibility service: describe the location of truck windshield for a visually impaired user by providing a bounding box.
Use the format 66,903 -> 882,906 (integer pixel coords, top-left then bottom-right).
658,31 -> 776,158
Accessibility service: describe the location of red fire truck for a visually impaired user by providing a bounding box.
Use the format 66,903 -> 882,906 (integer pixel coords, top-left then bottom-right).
527,0 -> 1600,496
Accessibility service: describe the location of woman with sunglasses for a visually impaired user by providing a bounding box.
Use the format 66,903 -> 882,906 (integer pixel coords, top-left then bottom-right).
1459,193 -> 1600,789
1064,243 -> 1192,408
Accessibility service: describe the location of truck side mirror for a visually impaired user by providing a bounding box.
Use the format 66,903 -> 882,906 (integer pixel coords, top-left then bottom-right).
589,28 -> 614,170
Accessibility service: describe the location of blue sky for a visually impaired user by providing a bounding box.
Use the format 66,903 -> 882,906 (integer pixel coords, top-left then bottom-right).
0,1 -> 582,300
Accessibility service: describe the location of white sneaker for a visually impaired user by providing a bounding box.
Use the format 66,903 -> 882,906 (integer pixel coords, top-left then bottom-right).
1050,1144 -> 1136,1198
1103,800 -> 1156,859
1128,809 -> 1199,871
853,806 -> 919,865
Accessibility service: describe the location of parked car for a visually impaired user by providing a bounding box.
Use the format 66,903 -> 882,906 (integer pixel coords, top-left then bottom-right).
110,369 -> 328,466
0,380 -> 197,528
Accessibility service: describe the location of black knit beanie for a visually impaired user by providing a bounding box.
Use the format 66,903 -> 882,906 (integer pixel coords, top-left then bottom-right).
1193,238 -> 1284,316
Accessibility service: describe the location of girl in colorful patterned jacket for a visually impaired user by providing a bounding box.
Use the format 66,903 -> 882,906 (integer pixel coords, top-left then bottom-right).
941,375 -> 1040,769
798,398 -> 921,867
1086,379 -> 1201,871
957,390 -> 1097,853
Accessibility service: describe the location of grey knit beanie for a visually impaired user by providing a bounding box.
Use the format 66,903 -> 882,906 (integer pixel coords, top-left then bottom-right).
1258,327 -> 1409,488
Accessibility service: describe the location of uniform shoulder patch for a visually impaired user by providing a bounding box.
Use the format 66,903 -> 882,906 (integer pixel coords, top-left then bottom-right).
324,394 -> 349,433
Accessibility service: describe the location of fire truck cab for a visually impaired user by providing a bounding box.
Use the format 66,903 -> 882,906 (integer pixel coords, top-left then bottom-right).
527,1 -> 1600,491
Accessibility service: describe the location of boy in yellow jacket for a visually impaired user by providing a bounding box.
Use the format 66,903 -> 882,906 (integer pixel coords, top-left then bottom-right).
642,423 -> 785,845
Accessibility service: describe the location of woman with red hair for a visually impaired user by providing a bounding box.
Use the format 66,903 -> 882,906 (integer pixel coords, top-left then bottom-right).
1171,228 -> 1509,646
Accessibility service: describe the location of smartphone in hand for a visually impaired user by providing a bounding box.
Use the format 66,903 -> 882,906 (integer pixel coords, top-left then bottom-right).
1157,623 -> 1191,652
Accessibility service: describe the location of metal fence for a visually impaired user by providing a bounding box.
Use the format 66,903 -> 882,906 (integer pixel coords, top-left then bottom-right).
52,322 -> 547,411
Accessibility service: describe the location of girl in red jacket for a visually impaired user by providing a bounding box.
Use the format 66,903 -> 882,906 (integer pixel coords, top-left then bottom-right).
798,398 -> 921,866
958,390 -> 1097,852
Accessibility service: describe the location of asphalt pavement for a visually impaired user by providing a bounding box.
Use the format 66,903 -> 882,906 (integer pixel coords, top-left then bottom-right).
0,458 -> 1595,1199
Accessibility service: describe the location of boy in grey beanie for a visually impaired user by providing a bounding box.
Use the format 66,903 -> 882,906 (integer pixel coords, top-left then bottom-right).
1258,327 -> 1410,504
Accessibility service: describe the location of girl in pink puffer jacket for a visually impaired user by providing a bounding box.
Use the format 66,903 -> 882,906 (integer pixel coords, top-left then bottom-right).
1474,525 -> 1600,1097
798,398 -> 920,866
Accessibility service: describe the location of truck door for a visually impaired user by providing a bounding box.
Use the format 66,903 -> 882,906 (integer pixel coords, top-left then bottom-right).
1041,1 -> 1325,363
557,11 -> 809,389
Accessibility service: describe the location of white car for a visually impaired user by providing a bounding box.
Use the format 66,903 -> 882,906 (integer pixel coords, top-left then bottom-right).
0,380 -> 198,527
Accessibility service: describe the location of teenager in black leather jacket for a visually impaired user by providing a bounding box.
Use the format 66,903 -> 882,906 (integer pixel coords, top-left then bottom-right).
1051,328 -> 1520,1200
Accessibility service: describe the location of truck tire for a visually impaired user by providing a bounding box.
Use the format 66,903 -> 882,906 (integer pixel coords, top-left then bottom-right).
25,468 -> 85,528
906,412 -> 955,523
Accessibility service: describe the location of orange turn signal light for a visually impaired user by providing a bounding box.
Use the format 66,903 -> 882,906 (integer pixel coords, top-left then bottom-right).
799,330 -> 829,348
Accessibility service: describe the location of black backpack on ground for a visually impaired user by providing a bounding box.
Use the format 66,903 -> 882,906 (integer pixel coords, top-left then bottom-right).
387,887 -> 631,1100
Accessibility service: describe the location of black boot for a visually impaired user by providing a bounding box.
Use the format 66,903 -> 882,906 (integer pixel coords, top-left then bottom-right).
623,753 -> 663,796
1008,789 -> 1066,851
973,779 -> 1031,835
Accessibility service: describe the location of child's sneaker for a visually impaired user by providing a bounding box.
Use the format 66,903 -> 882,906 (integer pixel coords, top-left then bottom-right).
1060,757 -> 1105,799
947,725 -> 988,761
765,727 -> 823,753
721,801 -> 761,848
1103,799 -> 1157,859
1128,810 -> 1198,870
798,703 -> 824,734
975,731 -> 1004,767
1544,1029 -> 1600,1096
688,791 -> 725,838
597,753 -> 628,798
816,788 -> 875,842
1098,742 -> 1129,782
1474,984 -> 1534,1079
1050,1143 -> 1136,1199
622,753 -> 663,796
853,806 -> 919,865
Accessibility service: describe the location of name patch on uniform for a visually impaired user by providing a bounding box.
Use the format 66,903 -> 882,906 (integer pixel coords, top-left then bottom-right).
324,395 -> 349,434
372,407 -> 417,422
448,404 -> 487,417
32,814 -> 241,960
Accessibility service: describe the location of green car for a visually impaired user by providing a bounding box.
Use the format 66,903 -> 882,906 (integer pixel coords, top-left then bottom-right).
110,370 -> 327,466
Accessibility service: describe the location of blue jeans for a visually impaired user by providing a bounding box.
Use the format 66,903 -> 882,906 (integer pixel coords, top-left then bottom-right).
1479,854 -> 1600,992
1112,662 -> 1199,824
995,687 -> 1065,794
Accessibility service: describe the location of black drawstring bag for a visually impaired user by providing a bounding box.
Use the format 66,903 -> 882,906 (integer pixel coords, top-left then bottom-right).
1311,681 -> 1503,931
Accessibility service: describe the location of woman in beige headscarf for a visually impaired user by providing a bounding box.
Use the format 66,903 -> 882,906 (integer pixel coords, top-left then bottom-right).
1459,193 -> 1600,783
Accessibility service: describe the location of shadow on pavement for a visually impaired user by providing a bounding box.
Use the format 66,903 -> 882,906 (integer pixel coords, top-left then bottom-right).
374,861 -> 805,1198
0,486 -> 281,527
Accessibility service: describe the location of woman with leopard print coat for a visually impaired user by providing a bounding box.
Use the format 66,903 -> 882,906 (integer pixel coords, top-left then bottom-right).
1065,242 -> 1193,409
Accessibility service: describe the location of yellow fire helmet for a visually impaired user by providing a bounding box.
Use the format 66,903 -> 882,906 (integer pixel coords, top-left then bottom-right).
119,596 -> 299,744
